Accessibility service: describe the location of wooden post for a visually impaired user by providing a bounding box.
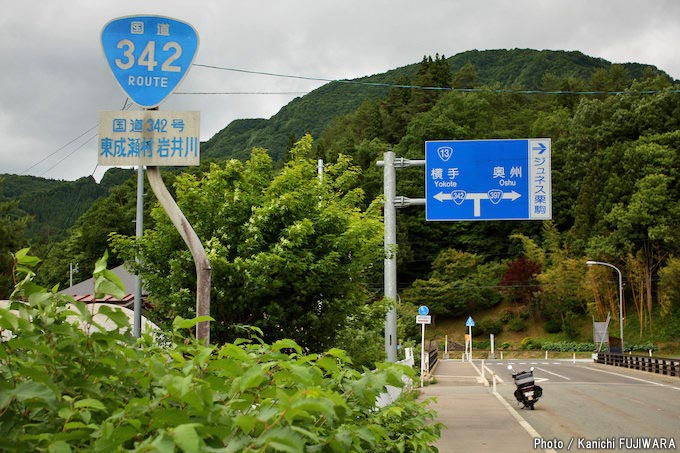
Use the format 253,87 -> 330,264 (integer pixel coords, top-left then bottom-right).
146,166 -> 211,343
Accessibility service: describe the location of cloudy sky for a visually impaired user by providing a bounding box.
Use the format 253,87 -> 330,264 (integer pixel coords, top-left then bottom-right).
1,0 -> 679,181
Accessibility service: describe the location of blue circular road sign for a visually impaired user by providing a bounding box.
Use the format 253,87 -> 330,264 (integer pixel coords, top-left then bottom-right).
418,305 -> 429,316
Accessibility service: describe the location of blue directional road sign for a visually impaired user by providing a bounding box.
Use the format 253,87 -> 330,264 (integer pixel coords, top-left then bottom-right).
418,305 -> 429,316
101,16 -> 199,108
425,139 -> 551,221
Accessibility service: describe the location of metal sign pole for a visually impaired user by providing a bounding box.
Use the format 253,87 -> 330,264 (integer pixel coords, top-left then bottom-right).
133,165 -> 144,338
421,322 -> 426,387
383,151 -> 398,362
146,167 -> 212,343
378,153 -> 426,362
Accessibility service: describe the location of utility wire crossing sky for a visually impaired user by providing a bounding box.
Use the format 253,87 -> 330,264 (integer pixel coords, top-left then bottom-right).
1,0 -> 679,181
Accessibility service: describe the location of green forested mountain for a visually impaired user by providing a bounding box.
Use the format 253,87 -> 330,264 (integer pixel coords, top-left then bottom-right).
0,168 -> 134,243
3,48 -> 680,354
201,49 -> 672,164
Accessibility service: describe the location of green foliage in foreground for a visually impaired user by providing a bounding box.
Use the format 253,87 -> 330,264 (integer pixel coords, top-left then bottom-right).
0,252 -> 441,452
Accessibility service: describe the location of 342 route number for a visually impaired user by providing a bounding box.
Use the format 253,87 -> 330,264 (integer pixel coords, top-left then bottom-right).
115,40 -> 182,73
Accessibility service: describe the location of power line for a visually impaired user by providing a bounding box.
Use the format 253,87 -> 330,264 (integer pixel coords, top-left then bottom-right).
193,62 -> 680,95
39,133 -> 98,178
20,125 -> 98,176
21,99 -> 132,178
176,91 -> 309,95
193,62 -> 448,91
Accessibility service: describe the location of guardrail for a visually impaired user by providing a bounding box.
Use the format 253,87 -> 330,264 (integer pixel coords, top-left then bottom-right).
375,348 -> 415,408
427,348 -> 438,373
595,352 -> 680,377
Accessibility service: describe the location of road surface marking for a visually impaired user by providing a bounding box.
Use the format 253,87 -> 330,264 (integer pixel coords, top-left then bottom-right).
492,391 -> 557,453
535,366 -> 571,380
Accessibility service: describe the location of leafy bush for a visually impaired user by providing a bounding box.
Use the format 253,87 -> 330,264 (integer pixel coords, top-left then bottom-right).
625,343 -> 657,353
543,318 -> 562,334
542,342 -> 595,352
520,337 -> 542,350
507,317 -> 527,332
0,251 -> 442,451
474,339 -> 491,350
499,310 -> 514,324
477,318 -> 503,336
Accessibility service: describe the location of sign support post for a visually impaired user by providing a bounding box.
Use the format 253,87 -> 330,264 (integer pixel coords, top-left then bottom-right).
146,166 -> 211,342
133,165 -> 144,338
378,153 -> 426,362
384,151 -> 398,362
416,305 -> 431,387
466,316 -> 475,362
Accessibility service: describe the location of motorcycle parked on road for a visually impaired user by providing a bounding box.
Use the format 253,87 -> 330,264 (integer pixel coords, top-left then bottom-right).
507,365 -> 542,410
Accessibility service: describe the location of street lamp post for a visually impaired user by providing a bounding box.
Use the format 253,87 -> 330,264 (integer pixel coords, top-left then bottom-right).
586,260 -> 624,353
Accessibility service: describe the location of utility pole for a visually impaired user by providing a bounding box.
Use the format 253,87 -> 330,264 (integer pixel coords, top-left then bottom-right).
377,152 -> 426,362
383,152 -> 397,362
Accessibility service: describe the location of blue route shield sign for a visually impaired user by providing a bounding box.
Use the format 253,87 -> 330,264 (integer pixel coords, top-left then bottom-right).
425,139 -> 551,221
101,16 -> 199,108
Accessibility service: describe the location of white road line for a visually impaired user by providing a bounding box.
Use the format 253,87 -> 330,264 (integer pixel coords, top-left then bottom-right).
485,365 -> 504,383
535,366 -> 571,381
492,391 -> 556,453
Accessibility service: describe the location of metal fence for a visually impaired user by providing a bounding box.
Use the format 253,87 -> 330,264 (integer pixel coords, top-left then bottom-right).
427,348 -> 439,373
595,353 -> 680,377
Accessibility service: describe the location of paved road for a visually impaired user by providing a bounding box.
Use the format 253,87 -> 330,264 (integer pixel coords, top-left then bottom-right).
422,359 -> 680,452
489,359 -> 680,450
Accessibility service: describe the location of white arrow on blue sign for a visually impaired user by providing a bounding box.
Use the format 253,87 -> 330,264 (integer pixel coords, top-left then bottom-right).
418,305 -> 429,316
101,16 -> 199,108
466,316 -> 475,327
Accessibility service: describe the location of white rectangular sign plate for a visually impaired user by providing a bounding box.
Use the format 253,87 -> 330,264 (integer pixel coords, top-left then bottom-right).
98,110 -> 200,166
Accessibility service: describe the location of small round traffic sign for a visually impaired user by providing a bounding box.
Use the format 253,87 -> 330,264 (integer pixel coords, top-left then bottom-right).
418,305 -> 429,316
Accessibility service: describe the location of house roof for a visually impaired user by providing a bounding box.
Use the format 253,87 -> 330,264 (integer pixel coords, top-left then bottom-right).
60,264 -> 146,299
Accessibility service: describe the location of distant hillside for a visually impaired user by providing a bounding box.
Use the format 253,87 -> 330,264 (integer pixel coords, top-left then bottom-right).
0,168 -> 134,242
446,48 -> 658,87
201,48 -> 673,163
4,49 -> 673,245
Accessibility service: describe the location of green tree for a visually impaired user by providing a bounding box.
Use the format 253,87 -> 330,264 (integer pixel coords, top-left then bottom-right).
401,249 -> 504,318
0,186 -> 30,298
113,136 -> 384,353
536,257 -> 589,338
452,63 -> 479,89
658,256 -> 680,317
37,174 -> 145,289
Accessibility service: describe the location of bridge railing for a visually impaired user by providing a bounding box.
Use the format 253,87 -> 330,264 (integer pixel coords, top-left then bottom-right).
427,348 -> 438,373
595,352 -> 680,377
